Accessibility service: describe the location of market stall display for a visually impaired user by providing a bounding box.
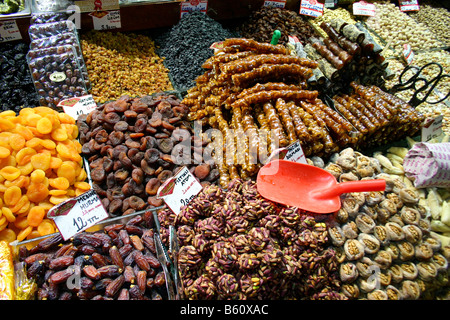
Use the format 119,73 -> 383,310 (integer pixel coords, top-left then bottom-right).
0,0 -> 448,301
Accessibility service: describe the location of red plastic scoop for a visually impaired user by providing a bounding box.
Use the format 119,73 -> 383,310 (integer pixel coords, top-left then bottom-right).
256,159 -> 386,213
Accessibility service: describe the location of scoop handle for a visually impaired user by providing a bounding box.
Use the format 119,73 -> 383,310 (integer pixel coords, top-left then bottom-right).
315,179 -> 386,199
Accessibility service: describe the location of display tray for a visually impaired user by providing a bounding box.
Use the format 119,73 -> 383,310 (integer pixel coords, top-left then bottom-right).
0,0 -> 30,19
10,206 -> 177,300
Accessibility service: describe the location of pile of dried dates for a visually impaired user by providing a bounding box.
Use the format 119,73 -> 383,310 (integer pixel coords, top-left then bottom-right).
18,213 -> 167,300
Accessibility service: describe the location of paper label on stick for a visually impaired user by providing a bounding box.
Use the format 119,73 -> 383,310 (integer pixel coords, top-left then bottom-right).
353,1 -> 376,16
59,94 -> 98,120
399,0 -> 420,12
157,166 -> 203,215
267,140 -> 308,164
91,9 -> 121,30
402,44 -> 414,65
263,0 -> 286,8
299,0 -> 324,18
0,20 -> 22,43
421,115 -> 443,142
47,189 -> 109,241
180,0 -> 208,18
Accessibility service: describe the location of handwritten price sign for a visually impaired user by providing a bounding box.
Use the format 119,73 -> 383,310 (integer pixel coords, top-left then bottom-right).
0,20 -> 22,43
91,10 -> 121,30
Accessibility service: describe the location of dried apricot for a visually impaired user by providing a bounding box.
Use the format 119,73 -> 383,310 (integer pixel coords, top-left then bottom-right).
0,166 -> 21,181
12,195 -> 30,214
50,157 -> 63,169
14,216 -> 29,230
17,226 -> 32,242
0,146 -> 10,158
2,207 -> 15,223
3,185 -> 21,206
16,147 -> 37,166
0,118 -> 15,131
37,219 -> 55,236
57,162 -> 77,184
0,228 -> 16,242
41,139 -> 56,150
27,206 -> 46,227
49,177 -> 70,190
30,169 -> 46,183
30,152 -> 51,171
49,195 -> 70,205
36,117 -> 53,134
18,163 -> 34,176
51,127 -> 68,142
15,124 -> 34,141
25,113 -> 42,127
26,182 -> 49,203
9,133 -> 26,151
57,112 -> 75,125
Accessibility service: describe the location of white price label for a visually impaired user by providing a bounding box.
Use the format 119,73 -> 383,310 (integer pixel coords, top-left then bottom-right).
0,20 -> 22,43
267,140 -> 307,164
263,0 -> 286,8
91,10 -> 121,30
325,0 -> 335,8
157,166 -> 203,215
58,94 -> 98,120
402,44 -> 414,65
421,115 -> 443,142
47,189 -> 109,241
399,0 -> 420,12
180,0 -> 208,18
353,1 -> 376,16
299,0 -> 324,17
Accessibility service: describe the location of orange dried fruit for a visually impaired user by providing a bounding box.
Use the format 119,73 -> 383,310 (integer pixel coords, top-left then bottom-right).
57,112 -> 75,124
4,185 -> 22,206
37,219 -> 55,236
27,206 -> 46,227
41,139 -> 56,150
30,152 -> 51,171
49,177 -> 70,190
50,157 -> 63,169
36,117 -> 53,134
16,147 -> 37,166
57,162 -> 77,184
0,228 -> 16,242
0,118 -> 15,131
51,127 -> 68,142
26,182 -> 49,203
0,166 -> 21,181
18,163 -> 33,176
49,189 -> 67,196
25,113 -> 42,127
30,169 -> 46,183
15,124 -> 34,141
49,195 -> 69,205
14,216 -> 29,230
2,207 -> 16,223
9,133 -> 26,151
12,195 -> 30,214
0,146 -> 10,158
17,226 -> 32,242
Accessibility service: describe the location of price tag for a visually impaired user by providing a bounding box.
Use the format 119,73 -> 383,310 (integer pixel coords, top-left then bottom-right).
299,0 -> 324,18
421,115 -> 443,142
267,140 -> 307,164
399,0 -> 420,12
180,0 -> 208,18
58,94 -> 98,120
0,20 -> 22,43
263,0 -> 286,8
91,9 -> 121,30
157,166 -> 203,215
325,0 -> 335,8
74,0 -> 120,13
47,189 -> 109,241
402,44 -> 414,65
353,1 -> 376,16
